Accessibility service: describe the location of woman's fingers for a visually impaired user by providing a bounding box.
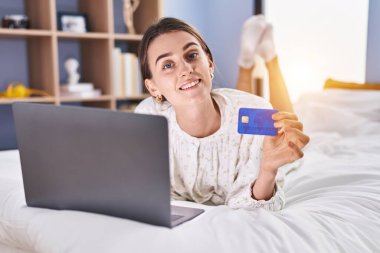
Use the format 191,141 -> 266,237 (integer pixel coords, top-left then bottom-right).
283,127 -> 310,149
272,111 -> 298,121
274,119 -> 303,132
272,111 -> 303,133
264,139 -> 304,167
287,141 -> 304,162
263,111 -> 310,166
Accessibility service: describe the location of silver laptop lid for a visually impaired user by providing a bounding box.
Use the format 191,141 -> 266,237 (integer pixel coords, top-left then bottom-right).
13,103 -> 171,227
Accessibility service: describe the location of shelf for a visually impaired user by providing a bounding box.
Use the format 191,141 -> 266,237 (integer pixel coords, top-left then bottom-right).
56,32 -> 109,40
113,33 -> 143,41
0,0 -> 161,111
0,29 -> 52,38
0,97 -> 55,104
59,95 -> 112,103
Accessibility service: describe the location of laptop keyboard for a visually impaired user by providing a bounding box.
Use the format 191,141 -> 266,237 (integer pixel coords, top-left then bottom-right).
171,214 -> 184,222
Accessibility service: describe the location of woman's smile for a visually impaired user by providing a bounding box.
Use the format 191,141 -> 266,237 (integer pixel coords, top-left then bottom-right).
179,79 -> 201,91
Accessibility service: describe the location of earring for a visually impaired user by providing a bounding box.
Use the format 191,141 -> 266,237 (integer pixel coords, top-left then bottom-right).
210,73 -> 215,79
155,94 -> 163,103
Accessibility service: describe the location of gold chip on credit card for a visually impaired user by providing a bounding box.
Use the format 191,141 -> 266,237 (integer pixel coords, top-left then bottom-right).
241,116 -> 249,123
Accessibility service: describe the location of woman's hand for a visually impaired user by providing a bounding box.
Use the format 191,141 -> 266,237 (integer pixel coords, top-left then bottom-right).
261,111 -> 310,176
252,111 -> 310,201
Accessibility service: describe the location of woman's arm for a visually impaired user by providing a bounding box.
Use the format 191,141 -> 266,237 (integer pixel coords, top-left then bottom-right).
251,170 -> 276,200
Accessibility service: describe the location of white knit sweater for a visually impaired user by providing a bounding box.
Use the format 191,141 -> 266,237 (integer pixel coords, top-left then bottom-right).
135,88 -> 285,211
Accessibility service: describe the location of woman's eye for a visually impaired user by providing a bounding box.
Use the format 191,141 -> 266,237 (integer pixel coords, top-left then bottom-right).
163,63 -> 173,69
187,52 -> 198,60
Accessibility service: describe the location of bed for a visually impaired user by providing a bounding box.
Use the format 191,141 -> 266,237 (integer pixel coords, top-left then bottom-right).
1,89 -> 380,253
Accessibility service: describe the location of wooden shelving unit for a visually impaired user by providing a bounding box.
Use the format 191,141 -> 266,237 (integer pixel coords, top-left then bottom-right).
0,0 -> 162,110
0,97 -> 56,104
113,33 -> 143,41
0,29 -> 52,37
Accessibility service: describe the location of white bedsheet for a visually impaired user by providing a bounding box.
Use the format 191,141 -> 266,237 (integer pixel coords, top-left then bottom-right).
1,89 -> 380,253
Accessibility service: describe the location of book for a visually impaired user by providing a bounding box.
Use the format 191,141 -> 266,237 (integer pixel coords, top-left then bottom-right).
136,58 -> 143,95
130,53 -> 138,95
119,52 -> 126,97
112,47 -> 122,96
113,50 -> 144,97
123,53 -> 138,96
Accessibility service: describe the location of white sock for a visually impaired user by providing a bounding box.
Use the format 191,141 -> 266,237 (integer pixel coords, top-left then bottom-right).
256,23 -> 277,62
238,15 -> 266,69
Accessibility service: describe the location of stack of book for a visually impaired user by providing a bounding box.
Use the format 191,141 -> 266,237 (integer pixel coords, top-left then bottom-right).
60,83 -> 101,98
112,48 -> 143,97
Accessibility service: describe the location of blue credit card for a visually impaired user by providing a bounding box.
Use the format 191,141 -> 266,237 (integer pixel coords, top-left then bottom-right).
238,108 -> 278,136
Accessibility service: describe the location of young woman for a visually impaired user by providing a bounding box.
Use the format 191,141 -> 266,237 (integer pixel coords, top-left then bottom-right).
135,17 -> 309,211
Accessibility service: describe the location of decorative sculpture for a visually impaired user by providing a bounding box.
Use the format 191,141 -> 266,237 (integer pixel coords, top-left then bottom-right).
123,0 -> 140,34
65,58 -> 80,85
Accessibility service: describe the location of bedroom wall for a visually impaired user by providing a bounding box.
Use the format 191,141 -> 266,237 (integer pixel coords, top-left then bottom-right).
163,0 -> 254,89
0,0 -> 23,149
365,0 -> 380,83
265,0 -> 369,102
0,0 -> 28,92
0,0 -> 26,149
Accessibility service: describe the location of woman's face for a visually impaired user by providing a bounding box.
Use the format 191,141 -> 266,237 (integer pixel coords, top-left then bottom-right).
145,31 -> 214,108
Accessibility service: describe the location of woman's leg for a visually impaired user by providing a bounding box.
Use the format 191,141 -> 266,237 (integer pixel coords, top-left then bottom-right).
236,17 -> 294,112
235,66 -> 254,93
235,15 -> 265,93
266,57 -> 293,113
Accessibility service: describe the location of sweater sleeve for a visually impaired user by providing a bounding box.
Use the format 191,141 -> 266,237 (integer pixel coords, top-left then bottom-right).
225,137 -> 285,211
134,97 -> 173,118
134,97 -> 156,114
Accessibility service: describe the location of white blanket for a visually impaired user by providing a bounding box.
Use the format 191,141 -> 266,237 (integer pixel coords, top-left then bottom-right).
1,89 -> 380,253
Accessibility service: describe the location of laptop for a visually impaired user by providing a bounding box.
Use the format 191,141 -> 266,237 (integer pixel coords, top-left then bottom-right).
12,103 -> 204,228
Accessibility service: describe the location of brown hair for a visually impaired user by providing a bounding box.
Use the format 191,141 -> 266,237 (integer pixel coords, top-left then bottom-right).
138,17 -> 214,80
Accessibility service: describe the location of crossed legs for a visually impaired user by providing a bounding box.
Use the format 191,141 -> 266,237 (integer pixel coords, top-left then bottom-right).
236,15 -> 293,113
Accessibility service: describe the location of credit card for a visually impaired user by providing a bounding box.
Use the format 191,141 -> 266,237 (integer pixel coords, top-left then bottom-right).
238,108 -> 278,136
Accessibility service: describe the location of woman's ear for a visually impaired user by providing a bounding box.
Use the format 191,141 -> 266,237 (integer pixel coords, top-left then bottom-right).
208,58 -> 214,76
145,79 -> 161,97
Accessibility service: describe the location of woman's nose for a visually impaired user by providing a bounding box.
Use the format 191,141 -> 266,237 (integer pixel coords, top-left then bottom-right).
178,59 -> 193,77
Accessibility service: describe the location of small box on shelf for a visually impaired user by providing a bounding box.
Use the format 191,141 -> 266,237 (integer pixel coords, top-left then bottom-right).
57,12 -> 89,33
56,0 -> 110,33
60,84 -> 102,98
1,15 -> 30,29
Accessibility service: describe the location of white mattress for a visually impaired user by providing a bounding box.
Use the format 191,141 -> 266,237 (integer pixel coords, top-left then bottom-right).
1,89 -> 380,253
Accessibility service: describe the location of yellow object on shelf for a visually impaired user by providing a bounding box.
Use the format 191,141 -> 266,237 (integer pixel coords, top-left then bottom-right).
0,82 -> 50,98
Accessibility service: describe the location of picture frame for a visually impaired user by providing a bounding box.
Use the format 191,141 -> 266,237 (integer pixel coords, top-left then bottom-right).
57,12 -> 89,33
